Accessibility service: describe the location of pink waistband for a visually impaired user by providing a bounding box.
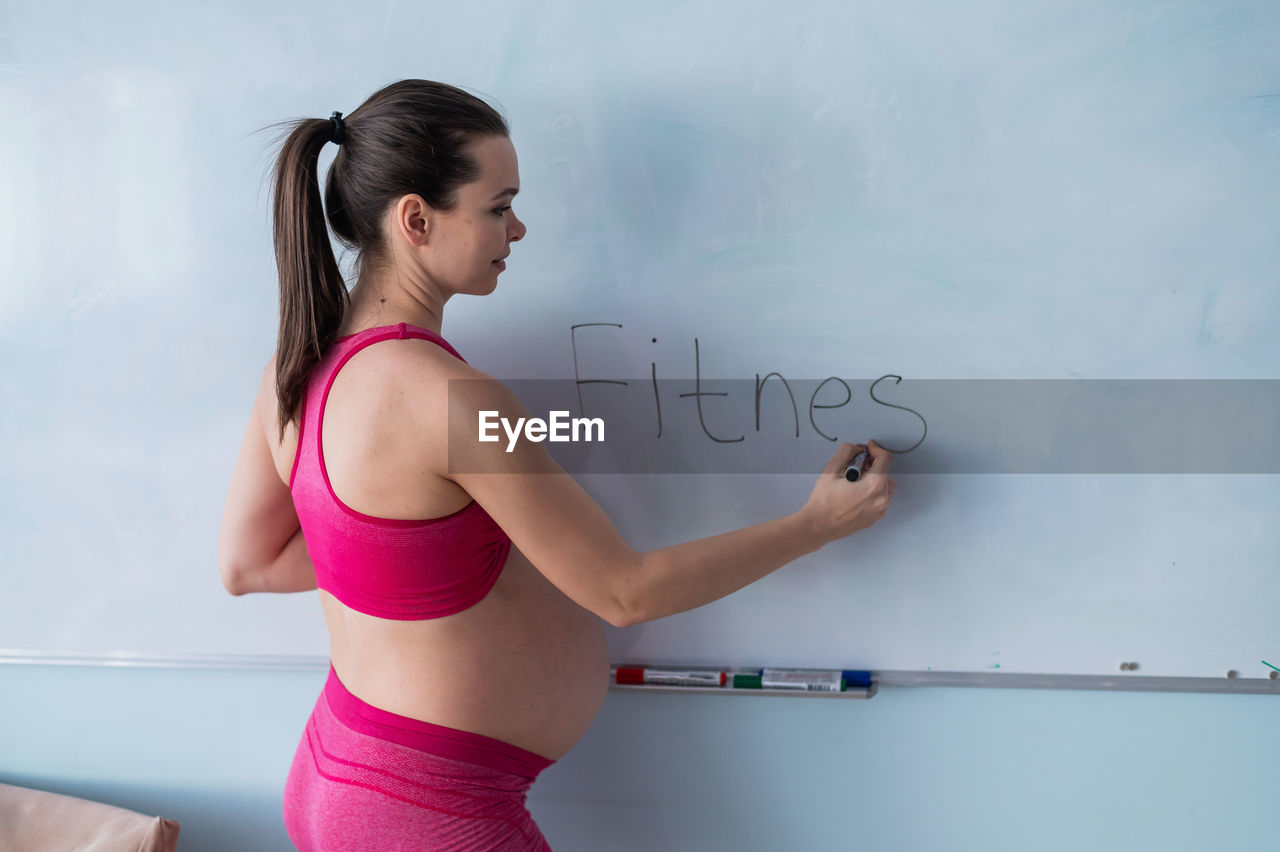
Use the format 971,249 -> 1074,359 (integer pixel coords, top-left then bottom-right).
322,663 -> 555,780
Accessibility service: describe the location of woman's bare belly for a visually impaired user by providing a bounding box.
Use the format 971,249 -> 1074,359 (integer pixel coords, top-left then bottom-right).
318,542 -> 610,762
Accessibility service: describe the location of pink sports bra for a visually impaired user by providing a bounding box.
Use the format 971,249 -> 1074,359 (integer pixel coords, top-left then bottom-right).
289,322 -> 513,620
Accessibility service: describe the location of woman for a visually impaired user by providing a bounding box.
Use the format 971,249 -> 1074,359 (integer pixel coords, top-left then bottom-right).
220,79 -> 895,851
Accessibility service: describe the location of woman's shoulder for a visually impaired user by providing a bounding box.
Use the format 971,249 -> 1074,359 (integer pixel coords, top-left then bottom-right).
358,332 -> 484,381
331,334 -> 490,428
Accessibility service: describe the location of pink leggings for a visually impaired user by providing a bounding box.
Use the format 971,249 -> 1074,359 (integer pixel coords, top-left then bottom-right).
283,663 -> 556,851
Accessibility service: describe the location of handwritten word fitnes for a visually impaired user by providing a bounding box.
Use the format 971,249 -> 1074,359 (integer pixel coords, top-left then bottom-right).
569,323 -> 927,446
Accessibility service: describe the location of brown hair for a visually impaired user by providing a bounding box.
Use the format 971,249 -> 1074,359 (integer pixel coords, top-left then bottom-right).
256,79 -> 509,444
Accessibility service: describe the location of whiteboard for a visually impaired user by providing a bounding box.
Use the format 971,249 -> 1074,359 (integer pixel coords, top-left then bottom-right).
3,0 -> 1277,684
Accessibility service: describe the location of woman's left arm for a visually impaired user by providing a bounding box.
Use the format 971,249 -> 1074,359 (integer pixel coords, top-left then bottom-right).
220,352 -> 315,595
232,528 -> 317,595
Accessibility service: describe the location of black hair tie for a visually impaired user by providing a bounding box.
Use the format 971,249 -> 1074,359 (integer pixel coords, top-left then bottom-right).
329,111 -> 345,145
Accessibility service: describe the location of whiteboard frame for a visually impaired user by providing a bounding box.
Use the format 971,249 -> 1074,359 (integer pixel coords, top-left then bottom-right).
1,650 -> 1275,694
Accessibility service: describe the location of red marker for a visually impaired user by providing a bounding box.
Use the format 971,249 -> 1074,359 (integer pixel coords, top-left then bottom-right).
614,667 -> 728,687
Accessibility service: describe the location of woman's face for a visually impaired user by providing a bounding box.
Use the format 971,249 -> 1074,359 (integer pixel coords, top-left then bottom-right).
420,134 -> 527,295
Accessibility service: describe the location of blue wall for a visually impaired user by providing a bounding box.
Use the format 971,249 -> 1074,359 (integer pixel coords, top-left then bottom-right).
2,664 -> 1274,851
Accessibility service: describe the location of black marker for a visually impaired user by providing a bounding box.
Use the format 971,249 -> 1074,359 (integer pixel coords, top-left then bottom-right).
844,449 -> 869,482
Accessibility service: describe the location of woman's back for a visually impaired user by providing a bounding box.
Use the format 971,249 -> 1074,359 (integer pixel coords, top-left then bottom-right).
272,322 -> 609,761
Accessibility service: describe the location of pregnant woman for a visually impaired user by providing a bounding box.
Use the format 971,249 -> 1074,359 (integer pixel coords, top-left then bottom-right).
217,78 -> 894,851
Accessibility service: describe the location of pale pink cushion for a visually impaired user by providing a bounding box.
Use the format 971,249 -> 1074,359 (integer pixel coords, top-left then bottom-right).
0,781 -> 181,851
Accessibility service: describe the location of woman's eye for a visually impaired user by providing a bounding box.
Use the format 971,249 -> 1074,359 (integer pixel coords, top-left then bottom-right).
492,205 -> 512,217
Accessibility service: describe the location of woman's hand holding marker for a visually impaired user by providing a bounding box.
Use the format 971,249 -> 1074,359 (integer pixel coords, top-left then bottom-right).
801,440 -> 895,546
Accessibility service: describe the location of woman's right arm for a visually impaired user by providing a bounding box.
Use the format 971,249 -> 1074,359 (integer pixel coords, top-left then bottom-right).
433,368 -> 894,628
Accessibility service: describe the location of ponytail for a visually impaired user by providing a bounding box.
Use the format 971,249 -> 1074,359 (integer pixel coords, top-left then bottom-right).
262,117 -> 349,445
